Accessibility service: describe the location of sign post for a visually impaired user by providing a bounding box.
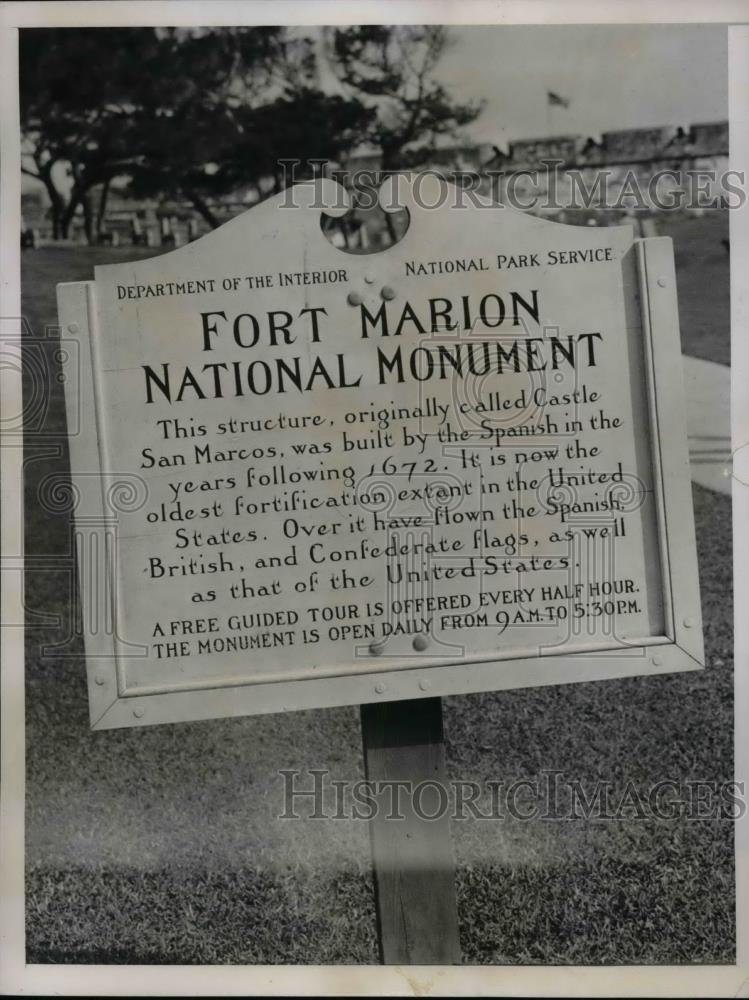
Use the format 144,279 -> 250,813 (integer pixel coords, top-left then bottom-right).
361,698 -> 461,964
57,175 -> 703,963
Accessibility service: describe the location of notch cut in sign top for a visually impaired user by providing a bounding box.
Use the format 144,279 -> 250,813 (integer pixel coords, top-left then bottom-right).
56,179 -> 703,729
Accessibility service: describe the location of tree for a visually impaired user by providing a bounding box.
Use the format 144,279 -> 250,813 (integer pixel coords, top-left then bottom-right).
126,28 -> 373,223
322,26 -> 484,243
327,26 -> 484,171
20,26 -> 373,240
21,27 -> 303,239
20,28 -> 163,239
127,88 -> 374,227
126,26 -> 322,227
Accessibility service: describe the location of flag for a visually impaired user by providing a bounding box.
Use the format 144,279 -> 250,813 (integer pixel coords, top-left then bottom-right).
547,90 -> 570,109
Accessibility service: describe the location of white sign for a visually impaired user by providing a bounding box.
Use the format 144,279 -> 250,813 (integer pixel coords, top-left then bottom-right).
58,178 -> 703,728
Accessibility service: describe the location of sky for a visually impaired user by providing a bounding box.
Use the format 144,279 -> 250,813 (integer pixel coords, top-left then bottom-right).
433,24 -> 728,146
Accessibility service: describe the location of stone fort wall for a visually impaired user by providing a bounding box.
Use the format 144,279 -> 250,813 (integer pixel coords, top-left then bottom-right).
416,121 -> 728,173
348,121 -> 731,221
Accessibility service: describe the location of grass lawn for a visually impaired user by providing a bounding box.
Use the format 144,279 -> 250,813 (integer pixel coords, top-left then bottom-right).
657,212 -> 730,366
22,221 -> 734,965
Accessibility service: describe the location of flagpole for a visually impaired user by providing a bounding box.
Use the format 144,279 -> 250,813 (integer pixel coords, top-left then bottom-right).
545,90 -> 570,139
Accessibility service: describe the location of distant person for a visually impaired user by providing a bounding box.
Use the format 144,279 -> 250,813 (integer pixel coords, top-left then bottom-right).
20,216 -> 36,249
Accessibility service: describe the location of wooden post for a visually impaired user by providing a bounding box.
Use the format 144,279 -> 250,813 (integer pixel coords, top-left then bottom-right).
360,697 -> 462,965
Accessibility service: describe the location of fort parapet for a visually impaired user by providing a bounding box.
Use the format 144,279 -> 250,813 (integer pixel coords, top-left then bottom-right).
483,121 -> 728,171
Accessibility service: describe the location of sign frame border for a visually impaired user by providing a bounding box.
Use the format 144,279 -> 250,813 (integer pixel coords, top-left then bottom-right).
56,235 -> 704,731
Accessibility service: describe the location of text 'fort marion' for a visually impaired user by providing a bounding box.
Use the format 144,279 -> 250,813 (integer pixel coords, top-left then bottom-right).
141,287 -> 603,404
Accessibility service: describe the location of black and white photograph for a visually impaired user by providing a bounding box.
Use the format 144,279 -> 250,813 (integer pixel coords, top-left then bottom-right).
1,2 -> 747,996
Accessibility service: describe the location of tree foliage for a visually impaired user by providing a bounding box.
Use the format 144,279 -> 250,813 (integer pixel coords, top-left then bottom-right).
127,88 -> 374,227
20,27 -> 373,240
20,28 -> 161,238
327,26 -> 484,170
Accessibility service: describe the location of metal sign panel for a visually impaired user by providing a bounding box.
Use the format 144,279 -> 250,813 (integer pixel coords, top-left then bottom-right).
57,179 -> 703,729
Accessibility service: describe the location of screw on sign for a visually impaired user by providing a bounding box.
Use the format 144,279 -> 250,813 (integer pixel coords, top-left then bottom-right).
57,178 -> 703,964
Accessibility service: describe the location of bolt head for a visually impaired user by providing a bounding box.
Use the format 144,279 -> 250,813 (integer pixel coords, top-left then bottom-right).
683,617 -> 694,629
347,291 -> 363,307
418,679 -> 430,691
380,285 -> 396,300
413,634 -> 429,652
657,277 -> 667,288
369,639 -> 385,656
652,655 -> 663,667
133,707 -> 145,718
375,682 -> 386,694
364,273 -> 375,284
